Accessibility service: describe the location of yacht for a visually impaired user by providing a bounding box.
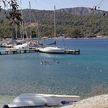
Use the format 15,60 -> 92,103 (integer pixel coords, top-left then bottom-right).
38,46 -> 65,54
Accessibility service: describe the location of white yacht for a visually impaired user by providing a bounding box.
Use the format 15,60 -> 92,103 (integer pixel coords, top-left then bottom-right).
38,46 -> 65,54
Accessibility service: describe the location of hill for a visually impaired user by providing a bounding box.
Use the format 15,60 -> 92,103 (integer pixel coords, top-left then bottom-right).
21,7 -> 108,23
0,7 -> 108,38
57,7 -> 108,16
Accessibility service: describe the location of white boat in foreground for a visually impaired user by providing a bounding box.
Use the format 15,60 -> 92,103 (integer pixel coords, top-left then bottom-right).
3,93 -> 80,108
38,46 -> 65,54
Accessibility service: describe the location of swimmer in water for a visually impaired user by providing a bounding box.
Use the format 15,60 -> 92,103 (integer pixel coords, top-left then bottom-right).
40,60 -> 49,65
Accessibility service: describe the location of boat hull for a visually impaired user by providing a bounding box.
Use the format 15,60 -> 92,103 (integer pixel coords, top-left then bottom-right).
38,46 -> 65,54
4,93 -> 80,108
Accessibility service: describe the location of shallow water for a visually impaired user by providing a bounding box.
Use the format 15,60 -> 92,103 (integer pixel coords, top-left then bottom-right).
0,39 -> 108,97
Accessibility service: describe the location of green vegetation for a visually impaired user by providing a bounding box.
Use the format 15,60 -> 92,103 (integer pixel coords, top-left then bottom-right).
0,20 -> 13,38
0,95 -> 14,108
0,7 -> 108,38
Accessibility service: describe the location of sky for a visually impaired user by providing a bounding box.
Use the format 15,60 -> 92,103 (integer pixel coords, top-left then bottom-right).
0,0 -> 107,11
18,0 -> 108,11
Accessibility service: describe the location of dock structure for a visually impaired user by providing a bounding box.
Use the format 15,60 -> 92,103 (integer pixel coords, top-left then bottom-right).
0,48 -> 39,55
65,49 -> 80,55
0,48 -> 80,55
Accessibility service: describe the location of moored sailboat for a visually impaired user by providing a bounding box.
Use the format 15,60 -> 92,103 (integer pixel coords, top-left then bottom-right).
38,46 -> 65,54
38,6 -> 65,54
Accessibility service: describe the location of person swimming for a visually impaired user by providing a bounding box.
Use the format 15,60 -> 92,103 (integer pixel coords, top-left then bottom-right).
40,60 -> 49,65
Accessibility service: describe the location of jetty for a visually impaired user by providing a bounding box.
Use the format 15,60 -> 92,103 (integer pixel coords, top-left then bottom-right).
0,48 -> 80,55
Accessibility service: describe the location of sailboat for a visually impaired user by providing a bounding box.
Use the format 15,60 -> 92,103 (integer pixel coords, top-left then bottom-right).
38,6 -> 65,54
39,46 -> 65,54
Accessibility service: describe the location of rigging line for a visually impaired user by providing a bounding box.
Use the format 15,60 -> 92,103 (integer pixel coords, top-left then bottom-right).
54,5 -> 56,37
28,0 -> 32,39
29,1 -> 38,38
30,6 -> 38,38
19,1 -> 25,39
34,0 -> 37,2
33,0 -> 40,38
18,0 -> 22,8
19,0 -> 22,4
95,0 -> 104,6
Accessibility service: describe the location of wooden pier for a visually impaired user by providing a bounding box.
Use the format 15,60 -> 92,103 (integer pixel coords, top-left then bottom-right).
65,49 -> 80,55
0,48 -> 38,55
0,48 -> 80,55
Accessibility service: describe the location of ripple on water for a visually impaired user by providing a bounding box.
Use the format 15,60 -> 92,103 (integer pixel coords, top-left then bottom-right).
0,39 -> 108,97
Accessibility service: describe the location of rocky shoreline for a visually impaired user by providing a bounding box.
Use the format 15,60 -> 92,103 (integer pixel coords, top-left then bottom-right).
0,94 -> 108,108
63,94 -> 108,108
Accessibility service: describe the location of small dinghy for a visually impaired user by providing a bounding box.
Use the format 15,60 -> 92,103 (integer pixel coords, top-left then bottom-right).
3,93 -> 80,108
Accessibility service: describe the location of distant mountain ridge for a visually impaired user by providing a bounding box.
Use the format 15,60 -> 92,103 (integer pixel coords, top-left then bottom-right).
21,7 -> 108,24
57,7 -> 108,16
0,7 -> 108,38
22,7 -> 108,17
0,7 -> 108,20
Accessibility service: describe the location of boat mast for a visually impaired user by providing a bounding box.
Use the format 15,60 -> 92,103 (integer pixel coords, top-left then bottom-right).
19,0 -> 24,39
29,1 -> 32,39
15,25 -> 18,39
20,10 -> 24,39
0,0 -> 1,10
54,5 -> 56,37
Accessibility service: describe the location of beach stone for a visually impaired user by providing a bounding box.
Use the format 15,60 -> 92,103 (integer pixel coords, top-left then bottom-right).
62,94 -> 108,108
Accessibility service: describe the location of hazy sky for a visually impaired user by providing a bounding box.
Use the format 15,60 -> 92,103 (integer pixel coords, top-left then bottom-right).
15,0 -> 108,11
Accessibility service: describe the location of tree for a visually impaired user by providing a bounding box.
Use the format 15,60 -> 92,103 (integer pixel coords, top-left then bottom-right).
0,0 -> 23,39
71,28 -> 82,38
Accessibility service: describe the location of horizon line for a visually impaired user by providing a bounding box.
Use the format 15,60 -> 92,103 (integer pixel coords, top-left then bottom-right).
2,6 -> 107,11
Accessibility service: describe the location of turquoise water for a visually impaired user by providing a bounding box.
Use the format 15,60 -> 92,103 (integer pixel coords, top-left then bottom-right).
0,39 -> 108,97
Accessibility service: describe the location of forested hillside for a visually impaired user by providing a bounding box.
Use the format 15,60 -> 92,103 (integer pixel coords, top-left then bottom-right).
0,7 -> 108,38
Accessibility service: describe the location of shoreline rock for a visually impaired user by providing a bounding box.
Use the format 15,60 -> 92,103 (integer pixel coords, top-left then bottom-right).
63,94 -> 108,108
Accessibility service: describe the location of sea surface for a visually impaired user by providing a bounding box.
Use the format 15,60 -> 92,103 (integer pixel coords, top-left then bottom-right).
0,38 -> 108,97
